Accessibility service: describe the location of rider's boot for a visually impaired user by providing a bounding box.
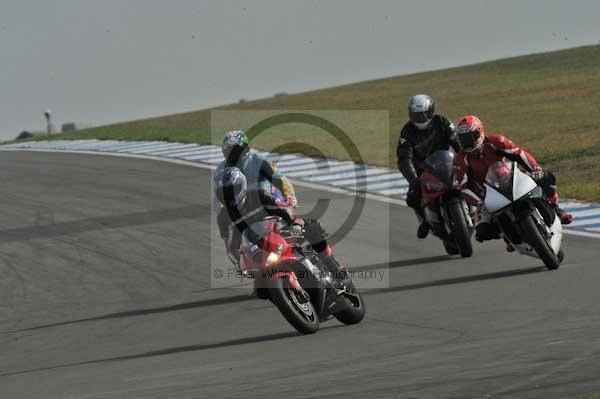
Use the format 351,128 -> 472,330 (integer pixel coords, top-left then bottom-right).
554,205 -> 573,225
503,237 -> 515,253
318,246 -> 350,289
548,193 -> 573,225
417,222 -> 431,239
414,208 -> 430,239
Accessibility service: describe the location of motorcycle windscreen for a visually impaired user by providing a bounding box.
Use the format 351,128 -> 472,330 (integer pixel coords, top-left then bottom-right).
512,167 -> 539,201
241,219 -> 273,254
422,150 -> 455,187
485,161 -> 514,200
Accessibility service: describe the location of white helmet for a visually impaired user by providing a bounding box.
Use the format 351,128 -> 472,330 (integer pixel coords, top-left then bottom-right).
408,94 -> 435,130
214,167 -> 248,208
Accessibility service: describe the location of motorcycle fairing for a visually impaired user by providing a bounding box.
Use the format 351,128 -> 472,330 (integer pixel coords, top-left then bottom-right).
548,213 -> 563,255
483,185 -> 512,214
508,209 -> 563,258
512,167 -> 539,202
484,161 -> 538,214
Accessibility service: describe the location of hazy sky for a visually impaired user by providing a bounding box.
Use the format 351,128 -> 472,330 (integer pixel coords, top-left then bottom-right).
1,0 -> 600,139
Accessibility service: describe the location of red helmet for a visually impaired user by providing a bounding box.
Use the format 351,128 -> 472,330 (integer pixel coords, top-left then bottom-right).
456,115 -> 485,152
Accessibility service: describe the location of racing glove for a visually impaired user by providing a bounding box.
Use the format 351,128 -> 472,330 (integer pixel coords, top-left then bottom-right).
528,166 -> 545,182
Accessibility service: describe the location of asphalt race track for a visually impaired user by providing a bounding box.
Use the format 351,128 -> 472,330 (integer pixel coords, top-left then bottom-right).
1,151 -> 600,399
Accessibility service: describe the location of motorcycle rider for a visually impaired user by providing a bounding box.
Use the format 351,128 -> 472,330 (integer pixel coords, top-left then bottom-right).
396,94 -> 460,238
452,115 -> 573,244
214,166 -> 349,286
216,130 -> 297,208
215,129 -> 295,262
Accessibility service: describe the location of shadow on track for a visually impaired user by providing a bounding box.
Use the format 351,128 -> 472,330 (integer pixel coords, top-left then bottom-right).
363,266 -> 546,297
353,255 -> 453,272
4,261 -> 545,334
5,294 -> 251,333
0,204 -> 208,243
0,332 -> 294,377
0,325 -> 344,378
6,255 -> 448,333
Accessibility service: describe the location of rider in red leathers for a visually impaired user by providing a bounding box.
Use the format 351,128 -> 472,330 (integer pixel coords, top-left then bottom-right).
452,115 -> 573,243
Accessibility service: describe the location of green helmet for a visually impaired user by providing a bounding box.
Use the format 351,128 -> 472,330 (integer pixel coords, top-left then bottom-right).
222,130 -> 250,164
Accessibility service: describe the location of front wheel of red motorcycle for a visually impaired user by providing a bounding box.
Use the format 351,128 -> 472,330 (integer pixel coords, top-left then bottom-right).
269,277 -> 319,334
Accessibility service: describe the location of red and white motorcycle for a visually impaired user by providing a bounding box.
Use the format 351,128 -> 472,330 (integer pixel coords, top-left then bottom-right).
482,161 -> 564,270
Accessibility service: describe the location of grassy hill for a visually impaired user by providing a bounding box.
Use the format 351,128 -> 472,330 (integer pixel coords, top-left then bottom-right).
36,45 -> 600,201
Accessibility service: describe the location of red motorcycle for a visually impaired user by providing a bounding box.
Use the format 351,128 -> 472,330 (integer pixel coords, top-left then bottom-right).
239,216 -> 365,334
420,150 -> 475,257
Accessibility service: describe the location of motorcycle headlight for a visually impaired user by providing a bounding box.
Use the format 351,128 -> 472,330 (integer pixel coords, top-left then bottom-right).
265,252 -> 281,267
265,243 -> 284,267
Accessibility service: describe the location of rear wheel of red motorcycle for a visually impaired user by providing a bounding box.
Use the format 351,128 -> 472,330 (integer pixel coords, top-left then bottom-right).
334,283 -> 366,325
269,278 -> 319,334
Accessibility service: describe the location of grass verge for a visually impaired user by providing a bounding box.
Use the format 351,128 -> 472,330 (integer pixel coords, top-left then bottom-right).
23,45 -> 600,202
